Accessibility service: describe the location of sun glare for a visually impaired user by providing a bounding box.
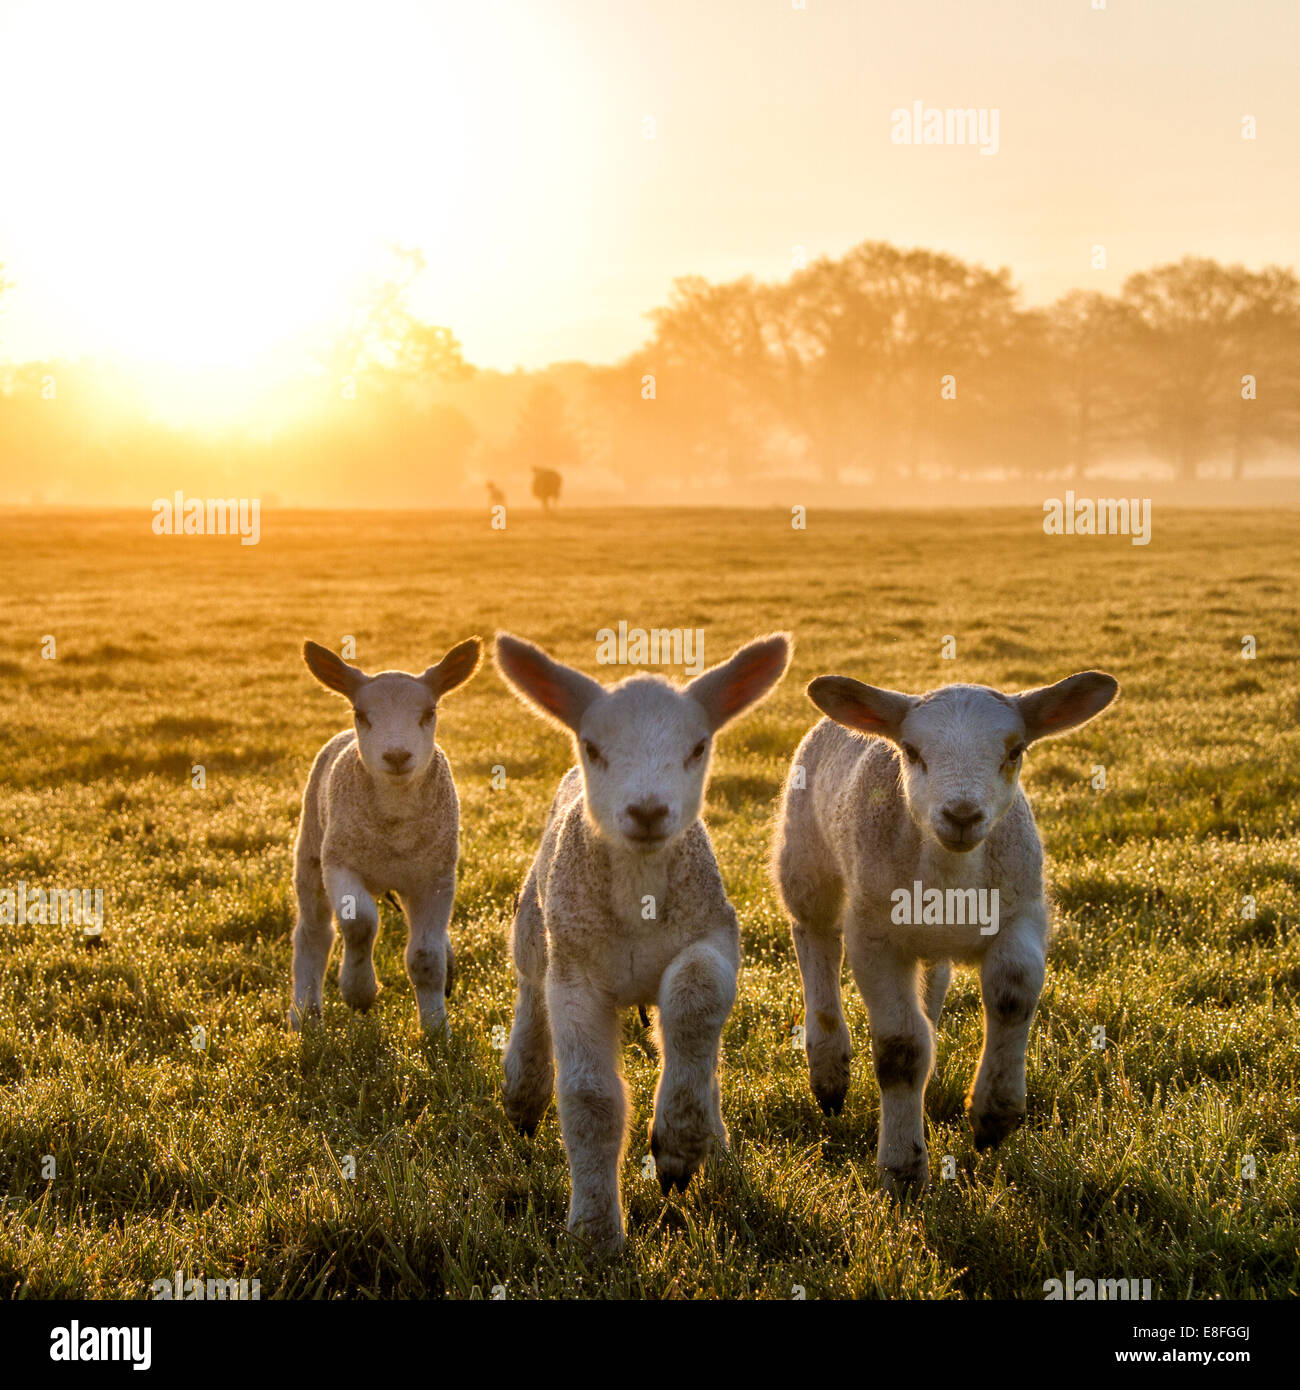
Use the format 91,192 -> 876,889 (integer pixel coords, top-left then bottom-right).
0,0 -> 491,425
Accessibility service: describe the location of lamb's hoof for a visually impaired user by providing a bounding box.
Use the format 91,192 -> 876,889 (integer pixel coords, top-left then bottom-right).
503,1090 -> 549,1137
657,1167 -> 691,1197
340,982 -> 380,1013
877,1146 -> 929,1198
967,1095 -> 1026,1151
648,1122 -> 709,1196
809,1045 -> 850,1116
288,1003 -> 320,1033
813,1082 -> 847,1116
567,1216 -> 625,1255
506,1109 -> 544,1138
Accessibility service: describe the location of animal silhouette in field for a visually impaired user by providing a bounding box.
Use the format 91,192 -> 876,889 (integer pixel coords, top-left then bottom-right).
512,381 -> 574,510
486,480 -> 506,507
531,467 -> 562,512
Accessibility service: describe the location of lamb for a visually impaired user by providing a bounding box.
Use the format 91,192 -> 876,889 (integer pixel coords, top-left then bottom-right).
774,669 -> 1119,1193
289,637 -> 482,1035
494,630 -> 792,1250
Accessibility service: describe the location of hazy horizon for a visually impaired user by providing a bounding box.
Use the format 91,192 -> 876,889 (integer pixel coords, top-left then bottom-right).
2,0 -> 1297,397
2,0 -> 1298,504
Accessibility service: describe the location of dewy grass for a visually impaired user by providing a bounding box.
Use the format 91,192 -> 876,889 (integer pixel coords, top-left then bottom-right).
0,506 -> 1297,1298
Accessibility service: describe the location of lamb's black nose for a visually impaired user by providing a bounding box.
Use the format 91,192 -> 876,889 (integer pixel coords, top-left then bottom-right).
383,748 -> 413,771
941,801 -> 982,831
626,801 -> 669,833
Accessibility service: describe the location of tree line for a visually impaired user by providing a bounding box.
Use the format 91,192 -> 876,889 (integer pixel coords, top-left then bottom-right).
593,245 -> 1300,487
2,242 -> 1298,505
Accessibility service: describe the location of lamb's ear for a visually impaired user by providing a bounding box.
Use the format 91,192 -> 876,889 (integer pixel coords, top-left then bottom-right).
494,633 -> 604,733
686,633 -> 792,733
303,641 -> 368,700
807,675 -> 913,740
422,637 -> 483,701
1015,671 -> 1119,743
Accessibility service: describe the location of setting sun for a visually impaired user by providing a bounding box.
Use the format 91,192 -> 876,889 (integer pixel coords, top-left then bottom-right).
0,0 -> 586,422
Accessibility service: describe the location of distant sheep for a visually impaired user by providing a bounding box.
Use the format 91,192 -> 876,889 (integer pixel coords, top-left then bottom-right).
290,638 -> 482,1035
495,630 -> 792,1250
774,670 -> 1118,1193
531,467 -> 561,511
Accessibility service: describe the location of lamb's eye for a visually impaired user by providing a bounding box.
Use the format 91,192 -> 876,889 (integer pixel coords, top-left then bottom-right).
1007,742 -> 1027,764
353,708 -> 370,728
901,742 -> 922,767
582,739 -> 602,764
419,708 -> 436,727
686,738 -> 708,766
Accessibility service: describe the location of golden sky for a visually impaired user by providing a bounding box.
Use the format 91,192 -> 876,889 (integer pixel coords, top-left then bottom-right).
0,0 -> 1296,400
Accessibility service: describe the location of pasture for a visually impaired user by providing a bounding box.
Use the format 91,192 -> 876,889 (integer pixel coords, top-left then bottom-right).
0,506 -> 1297,1298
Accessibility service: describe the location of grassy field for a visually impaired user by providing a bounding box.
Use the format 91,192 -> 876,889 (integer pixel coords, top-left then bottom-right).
1,505 -> 1297,1300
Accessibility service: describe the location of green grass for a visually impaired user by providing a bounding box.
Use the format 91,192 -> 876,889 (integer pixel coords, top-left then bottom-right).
1,505 -> 1297,1299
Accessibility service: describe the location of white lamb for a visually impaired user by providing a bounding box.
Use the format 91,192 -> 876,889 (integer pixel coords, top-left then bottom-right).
774,669 -> 1118,1192
290,637 -> 482,1035
495,630 -> 792,1250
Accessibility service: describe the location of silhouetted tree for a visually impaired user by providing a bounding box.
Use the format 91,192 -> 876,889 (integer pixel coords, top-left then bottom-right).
645,276 -> 785,482
1119,258 -> 1272,480
1039,291 -> 1145,478
637,243 -> 1024,485
1222,266 -> 1300,478
328,246 -> 471,386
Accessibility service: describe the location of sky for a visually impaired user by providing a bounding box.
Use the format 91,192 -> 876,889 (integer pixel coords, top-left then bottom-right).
0,0 -> 1297,414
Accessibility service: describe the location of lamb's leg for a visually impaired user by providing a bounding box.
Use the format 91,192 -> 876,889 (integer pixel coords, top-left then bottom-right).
848,929 -> 933,1194
923,960 -> 953,1027
792,922 -> 852,1114
400,875 -> 454,1035
778,819 -> 849,1114
650,940 -> 737,1194
503,976 -> 553,1135
290,854 -> 334,1029
547,977 -> 627,1251
967,918 -> 1046,1151
324,865 -> 381,1013
503,867 -> 553,1133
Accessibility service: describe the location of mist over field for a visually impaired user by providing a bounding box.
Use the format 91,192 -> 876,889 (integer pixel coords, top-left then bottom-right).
5,245 -> 1300,510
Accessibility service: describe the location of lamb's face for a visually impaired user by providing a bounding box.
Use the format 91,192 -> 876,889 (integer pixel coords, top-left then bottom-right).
351,672 -> 440,784
494,631 -> 792,860
807,669 -> 1119,858
576,680 -> 712,854
895,688 -> 1025,854
302,637 -> 482,786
